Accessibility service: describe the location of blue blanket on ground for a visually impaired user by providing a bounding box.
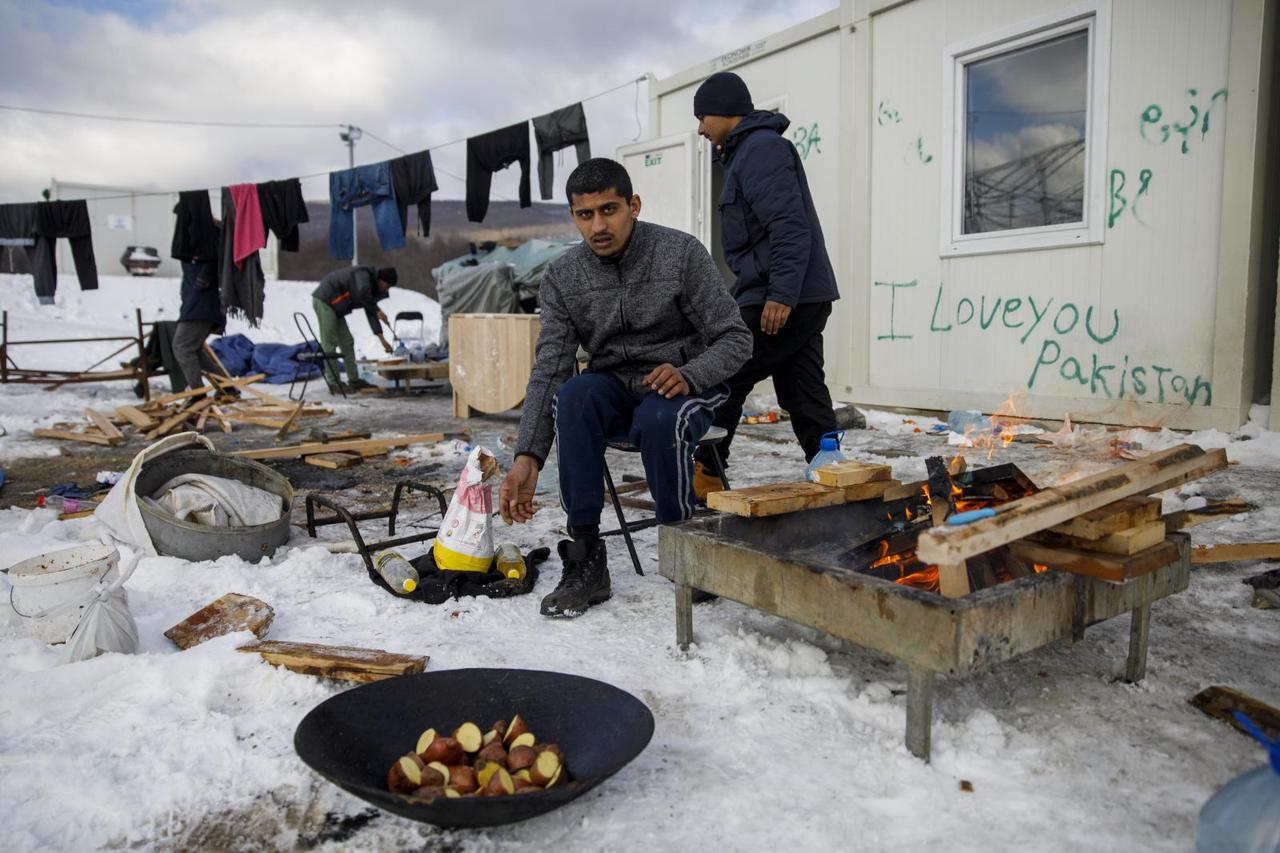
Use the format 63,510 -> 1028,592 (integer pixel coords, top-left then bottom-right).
210,334 -> 321,384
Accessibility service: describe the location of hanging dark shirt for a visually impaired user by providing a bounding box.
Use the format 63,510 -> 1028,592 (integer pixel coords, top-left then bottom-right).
170,191 -> 219,261
465,121 -> 532,222
256,178 -> 309,252
0,202 -> 37,246
532,103 -> 591,200
390,149 -> 438,237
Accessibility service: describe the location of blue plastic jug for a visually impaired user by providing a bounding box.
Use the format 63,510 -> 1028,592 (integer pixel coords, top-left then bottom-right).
805,431 -> 846,482
1195,713 -> 1280,852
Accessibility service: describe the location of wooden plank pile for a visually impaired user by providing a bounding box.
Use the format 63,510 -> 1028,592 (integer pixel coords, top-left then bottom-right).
32,373 -> 334,447
706,445 -> 1235,598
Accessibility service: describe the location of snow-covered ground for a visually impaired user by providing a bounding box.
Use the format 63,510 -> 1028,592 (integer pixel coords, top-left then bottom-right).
1,273 -> 1277,851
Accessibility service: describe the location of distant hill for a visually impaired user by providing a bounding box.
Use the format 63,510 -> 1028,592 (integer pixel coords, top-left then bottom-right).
280,200 -> 578,299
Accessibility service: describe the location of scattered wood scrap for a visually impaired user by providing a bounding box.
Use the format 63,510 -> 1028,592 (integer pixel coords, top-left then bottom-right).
708,482 -> 845,518
1190,685 -> 1280,742
232,432 -> 445,460
1191,543 -> 1280,564
1164,498 -> 1258,531
237,640 -> 428,683
306,452 -> 363,469
164,593 -> 275,650
812,460 -> 892,487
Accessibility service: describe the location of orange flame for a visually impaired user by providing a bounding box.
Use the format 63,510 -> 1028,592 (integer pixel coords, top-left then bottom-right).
896,566 -> 940,591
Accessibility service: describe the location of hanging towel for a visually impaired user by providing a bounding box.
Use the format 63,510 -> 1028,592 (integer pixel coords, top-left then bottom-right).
28,200 -> 98,299
256,178 -> 309,252
532,103 -> 591,200
390,149 -> 439,237
465,121 -> 531,222
170,190 -> 219,261
228,183 -> 266,267
218,189 -> 266,325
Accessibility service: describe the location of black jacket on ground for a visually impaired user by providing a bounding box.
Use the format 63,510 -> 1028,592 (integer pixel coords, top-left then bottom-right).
171,191 -> 219,261
312,265 -> 387,334
716,110 -> 838,308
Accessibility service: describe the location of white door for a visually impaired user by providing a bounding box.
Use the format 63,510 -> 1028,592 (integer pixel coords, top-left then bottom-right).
617,133 -> 711,249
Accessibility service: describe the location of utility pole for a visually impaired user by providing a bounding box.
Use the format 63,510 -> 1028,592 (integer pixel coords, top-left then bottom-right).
339,124 -> 362,265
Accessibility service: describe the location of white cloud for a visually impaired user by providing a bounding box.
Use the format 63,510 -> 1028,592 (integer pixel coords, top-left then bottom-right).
0,1 -> 835,203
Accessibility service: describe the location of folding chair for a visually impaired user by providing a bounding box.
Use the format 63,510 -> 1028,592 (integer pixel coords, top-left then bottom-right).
289,311 -> 347,401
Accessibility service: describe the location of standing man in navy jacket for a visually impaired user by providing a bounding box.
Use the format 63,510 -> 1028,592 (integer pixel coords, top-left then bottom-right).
691,72 -> 841,494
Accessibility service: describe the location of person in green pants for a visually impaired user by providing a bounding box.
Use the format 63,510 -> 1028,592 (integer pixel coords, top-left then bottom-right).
311,265 -> 397,392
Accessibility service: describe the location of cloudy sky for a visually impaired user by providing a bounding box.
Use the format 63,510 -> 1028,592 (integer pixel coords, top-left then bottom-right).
0,0 -> 834,206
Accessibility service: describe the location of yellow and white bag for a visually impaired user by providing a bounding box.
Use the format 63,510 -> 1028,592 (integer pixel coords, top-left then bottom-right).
434,447 -> 500,572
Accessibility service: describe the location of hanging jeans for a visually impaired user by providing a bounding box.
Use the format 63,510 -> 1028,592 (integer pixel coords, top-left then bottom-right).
390,149 -> 438,237
466,121 -> 532,222
27,200 -> 98,299
532,103 -> 591,200
328,163 -> 405,260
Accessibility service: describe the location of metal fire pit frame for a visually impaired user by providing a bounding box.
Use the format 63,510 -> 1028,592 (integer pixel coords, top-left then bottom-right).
658,505 -> 1191,762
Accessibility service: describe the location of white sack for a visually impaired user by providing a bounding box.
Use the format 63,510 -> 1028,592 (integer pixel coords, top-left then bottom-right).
144,473 -> 283,527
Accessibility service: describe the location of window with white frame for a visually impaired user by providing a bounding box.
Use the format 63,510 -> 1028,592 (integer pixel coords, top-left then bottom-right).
940,2 -> 1110,256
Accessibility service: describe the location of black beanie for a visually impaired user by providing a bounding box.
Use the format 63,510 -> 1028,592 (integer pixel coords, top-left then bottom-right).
693,72 -> 753,117
378,267 -> 398,286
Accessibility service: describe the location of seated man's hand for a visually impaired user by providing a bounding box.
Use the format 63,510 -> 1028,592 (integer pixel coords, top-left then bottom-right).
499,455 -> 540,524
643,363 -> 690,399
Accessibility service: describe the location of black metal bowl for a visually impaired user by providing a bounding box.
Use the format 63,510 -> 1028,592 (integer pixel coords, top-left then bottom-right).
293,668 -> 655,828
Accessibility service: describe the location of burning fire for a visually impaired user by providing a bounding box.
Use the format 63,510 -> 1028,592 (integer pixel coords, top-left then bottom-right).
896,567 -> 939,591
959,392 -> 1034,459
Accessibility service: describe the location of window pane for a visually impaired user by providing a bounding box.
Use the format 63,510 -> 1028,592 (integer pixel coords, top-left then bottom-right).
963,29 -> 1088,235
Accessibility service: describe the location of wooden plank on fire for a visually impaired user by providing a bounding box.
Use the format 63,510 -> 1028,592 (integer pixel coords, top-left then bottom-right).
1032,520 -> 1168,556
1046,496 -> 1161,540
1189,686 -> 1280,742
813,460 -> 892,487
1190,542 -> 1280,564
164,593 -> 274,650
916,444 -> 1227,565
844,479 -> 898,502
1008,539 -> 1179,583
237,640 -> 428,683
707,482 -> 844,518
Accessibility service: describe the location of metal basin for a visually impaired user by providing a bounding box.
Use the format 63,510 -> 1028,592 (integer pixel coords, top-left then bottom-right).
135,448 -> 293,562
293,668 -> 655,828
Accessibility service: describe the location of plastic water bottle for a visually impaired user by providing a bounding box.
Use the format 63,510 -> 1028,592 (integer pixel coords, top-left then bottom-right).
495,544 -> 527,580
1195,713 -> 1280,852
393,340 -> 409,360
805,431 -> 846,482
374,551 -> 419,595
946,410 -> 991,436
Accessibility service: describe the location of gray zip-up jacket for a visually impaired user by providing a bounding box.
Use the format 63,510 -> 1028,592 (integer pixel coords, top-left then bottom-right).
514,221 -> 752,466
312,265 -> 386,334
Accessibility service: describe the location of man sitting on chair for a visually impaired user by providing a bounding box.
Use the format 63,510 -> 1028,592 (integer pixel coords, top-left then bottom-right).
500,158 -> 752,618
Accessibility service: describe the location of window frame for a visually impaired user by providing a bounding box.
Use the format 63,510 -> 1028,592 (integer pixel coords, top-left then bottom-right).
939,0 -> 1111,257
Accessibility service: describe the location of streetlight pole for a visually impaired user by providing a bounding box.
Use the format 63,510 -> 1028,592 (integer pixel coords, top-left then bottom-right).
339,124 -> 363,265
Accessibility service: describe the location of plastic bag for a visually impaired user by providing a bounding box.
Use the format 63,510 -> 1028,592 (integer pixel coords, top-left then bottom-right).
433,447 -> 500,572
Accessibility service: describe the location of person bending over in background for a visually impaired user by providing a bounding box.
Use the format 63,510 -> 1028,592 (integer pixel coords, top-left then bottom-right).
173,255 -> 224,393
311,265 -> 397,393
499,158 -> 751,618
691,71 -> 843,497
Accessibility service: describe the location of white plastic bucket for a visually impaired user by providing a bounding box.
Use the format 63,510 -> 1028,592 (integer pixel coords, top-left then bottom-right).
4,544 -> 120,644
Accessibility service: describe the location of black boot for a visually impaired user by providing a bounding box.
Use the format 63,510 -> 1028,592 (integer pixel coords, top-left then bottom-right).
541,539 -> 611,618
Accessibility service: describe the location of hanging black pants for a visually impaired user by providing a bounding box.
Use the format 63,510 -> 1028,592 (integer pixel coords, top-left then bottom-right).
27,200 -> 98,299
465,121 -> 531,222
532,103 -> 591,200
694,301 -> 838,470
390,149 -> 438,236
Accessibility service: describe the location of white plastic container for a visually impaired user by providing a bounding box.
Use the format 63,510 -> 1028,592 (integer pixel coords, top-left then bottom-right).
4,544 -> 120,643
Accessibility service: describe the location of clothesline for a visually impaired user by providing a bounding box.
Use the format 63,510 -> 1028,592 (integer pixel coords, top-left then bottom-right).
0,76 -> 648,204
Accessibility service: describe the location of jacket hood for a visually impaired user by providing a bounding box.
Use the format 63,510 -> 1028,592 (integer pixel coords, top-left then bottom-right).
721,110 -> 791,160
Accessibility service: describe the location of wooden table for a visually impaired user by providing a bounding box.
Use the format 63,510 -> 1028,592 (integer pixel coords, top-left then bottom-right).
448,314 -> 540,418
374,361 -> 449,393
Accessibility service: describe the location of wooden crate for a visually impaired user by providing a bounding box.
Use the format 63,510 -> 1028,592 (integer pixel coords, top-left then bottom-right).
448,314 -> 541,418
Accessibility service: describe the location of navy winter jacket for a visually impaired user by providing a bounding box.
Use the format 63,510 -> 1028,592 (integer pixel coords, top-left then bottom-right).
716,110 -> 839,308
178,258 -> 225,329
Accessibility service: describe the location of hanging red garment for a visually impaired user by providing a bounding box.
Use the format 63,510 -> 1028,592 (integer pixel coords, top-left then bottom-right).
229,183 -> 266,268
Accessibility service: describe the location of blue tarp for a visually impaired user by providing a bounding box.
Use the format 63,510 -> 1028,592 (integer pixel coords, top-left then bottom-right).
210,334 -> 321,384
